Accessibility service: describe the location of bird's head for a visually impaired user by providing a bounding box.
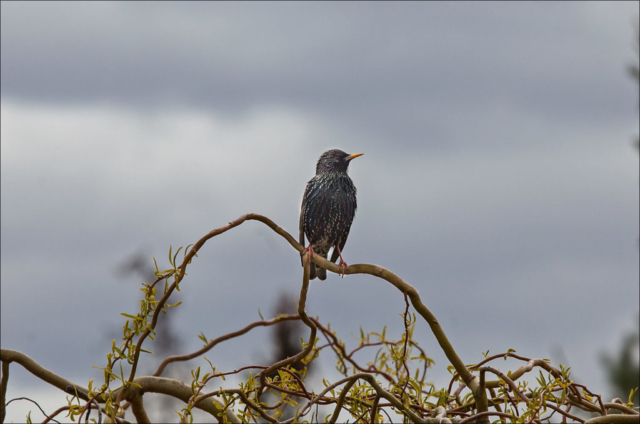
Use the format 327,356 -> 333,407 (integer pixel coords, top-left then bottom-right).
316,149 -> 363,174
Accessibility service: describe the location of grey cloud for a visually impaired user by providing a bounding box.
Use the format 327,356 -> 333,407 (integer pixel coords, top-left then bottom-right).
1,3 -> 638,421
1,2 -> 637,145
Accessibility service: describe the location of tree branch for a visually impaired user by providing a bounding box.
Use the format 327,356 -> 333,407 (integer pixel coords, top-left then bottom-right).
153,314 -> 301,377
129,392 -> 150,424
1,361 -> 8,424
243,214 -> 477,394
585,415 -> 640,424
604,402 -> 640,415
258,253 -> 316,402
41,406 -> 71,424
479,366 -> 530,404
0,351 -> 239,424
5,212 -> 635,423
1,350 -> 89,397
475,368 -> 489,424
121,213 -> 476,402
2,397 -> 61,424
328,378 -> 357,424
459,411 -> 516,423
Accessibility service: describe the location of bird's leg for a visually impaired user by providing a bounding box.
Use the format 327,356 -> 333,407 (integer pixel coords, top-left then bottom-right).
301,244 -> 315,265
335,245 -> 348,278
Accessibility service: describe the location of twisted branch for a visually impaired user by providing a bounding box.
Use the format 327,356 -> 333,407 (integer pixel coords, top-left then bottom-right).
3,212 -> 637,424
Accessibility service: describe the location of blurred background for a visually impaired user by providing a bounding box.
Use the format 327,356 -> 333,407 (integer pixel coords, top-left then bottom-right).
1,2 -> 638,422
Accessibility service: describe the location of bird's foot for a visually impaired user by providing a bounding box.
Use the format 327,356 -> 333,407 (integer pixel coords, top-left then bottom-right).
337,259 -> 348,278
336,245 -> 348,278
301,245 -> 315,265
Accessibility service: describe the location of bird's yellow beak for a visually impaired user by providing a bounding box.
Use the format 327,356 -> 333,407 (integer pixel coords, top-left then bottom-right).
347,153 -> 364,160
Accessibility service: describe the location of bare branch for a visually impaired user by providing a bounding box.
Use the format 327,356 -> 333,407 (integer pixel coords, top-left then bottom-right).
1,349 -> 89,397
110,376 -> 240,423
328,378 -> 357,424
258,254 -> 316,402
122,213 -> 476,400
0,351 -> 239,424
585,415 -> 640,424
567,393 -> 604,415
130,392 -> 150,424
487,387 -> 506,424
5,213 -> 637,424
200,388 -> 277,424
485,357 -> 562,389
366,393 -> 379,424
399,293 -> 412,400
479,366 -> 530,404
41,406 -> 71,424
230,214 -> 478,395
1,361 -> 8,423
311,317 -> 396,383
2,397 -> 61,424
604,402 -> 640,415
475,368 -> 489,424
544,402 -> 586,424
459,411 -> 516,423
75,389 -> 105,424
289,374 -> 362,423
153,314 -> 301,377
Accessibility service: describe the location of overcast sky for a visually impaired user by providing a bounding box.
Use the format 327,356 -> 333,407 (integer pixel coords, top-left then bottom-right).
1,2 -> 639,422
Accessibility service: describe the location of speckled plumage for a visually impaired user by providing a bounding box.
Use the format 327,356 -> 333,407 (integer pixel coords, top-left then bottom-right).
299,149 -> 362,280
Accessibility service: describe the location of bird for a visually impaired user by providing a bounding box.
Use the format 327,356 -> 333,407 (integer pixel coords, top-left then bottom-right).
299,149 -> 363,280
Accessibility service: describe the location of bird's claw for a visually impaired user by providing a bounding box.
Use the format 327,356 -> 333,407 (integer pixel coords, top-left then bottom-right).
337,260 -> 348,278
301,245 -> 315,265
335,244 -> 349,278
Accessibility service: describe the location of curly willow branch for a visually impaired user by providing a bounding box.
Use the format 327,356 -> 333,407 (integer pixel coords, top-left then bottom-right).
1,213 -> 639,424
130,212 -> 477,393
122,212 -> 478,418
0,350 -> 239,424
236,213 -> 477,392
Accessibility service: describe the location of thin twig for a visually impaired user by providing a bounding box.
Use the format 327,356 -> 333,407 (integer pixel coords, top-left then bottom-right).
3,397 -> 61,424
544,401 -> 586,423
311,318 -> 396,382
41,406 -> 71,424
479,366 -> 530,404
153,314 -> 301,377
399,293 -> 412,401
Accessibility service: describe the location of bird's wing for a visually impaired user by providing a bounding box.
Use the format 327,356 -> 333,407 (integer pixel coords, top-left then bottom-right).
299,202 -> 306,248
299,186 -> 308,248
330,186 -> 356,264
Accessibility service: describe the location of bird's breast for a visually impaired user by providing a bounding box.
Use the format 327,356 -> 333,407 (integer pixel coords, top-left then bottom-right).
302,174 -> 357,245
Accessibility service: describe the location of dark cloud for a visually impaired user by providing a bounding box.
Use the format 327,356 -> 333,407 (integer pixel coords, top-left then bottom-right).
1,2 -> 637,146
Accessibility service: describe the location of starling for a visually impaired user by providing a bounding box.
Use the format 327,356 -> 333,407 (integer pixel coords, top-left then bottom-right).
299,149 -> 363,280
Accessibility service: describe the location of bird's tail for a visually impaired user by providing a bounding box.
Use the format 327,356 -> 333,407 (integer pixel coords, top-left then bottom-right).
309,248 -> 328,281
309,261 -> 317,280
316,264 -> 327,281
